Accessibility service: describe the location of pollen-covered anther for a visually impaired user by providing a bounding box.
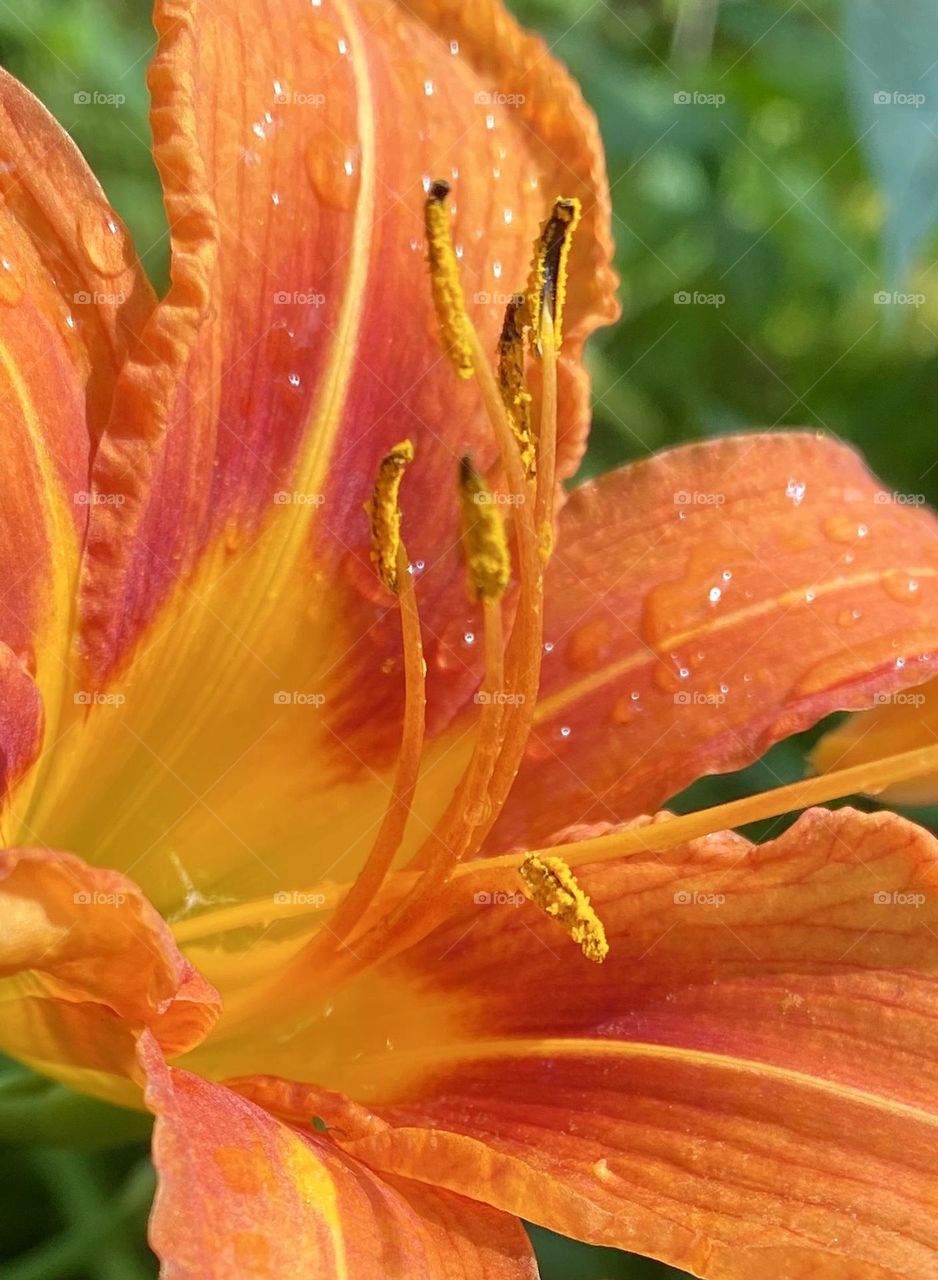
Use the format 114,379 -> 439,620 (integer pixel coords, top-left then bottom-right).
497,295 -> 536,478
458,456 -> 511,602
519,852 -> 609,964
525,196 -> 582,356
425,179 -> 474,379
365,439 -> 414,593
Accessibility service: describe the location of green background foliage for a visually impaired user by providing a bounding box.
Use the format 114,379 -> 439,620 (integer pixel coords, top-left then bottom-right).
1,0 -> 936,1275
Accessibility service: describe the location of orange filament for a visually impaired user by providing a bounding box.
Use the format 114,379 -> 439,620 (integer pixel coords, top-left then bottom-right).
176,742 -> 938,978
498,741 -> 938,874
310,541 -> 426,955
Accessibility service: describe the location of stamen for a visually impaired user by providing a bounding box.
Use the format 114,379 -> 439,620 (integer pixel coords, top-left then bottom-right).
312,539 -> 426,953
364,439 -> 414,592
458,456 -> 511,602
425,180 -> 474,379
525,197 -> 581,356
500,741 -> 938,875
519,852 -> 608,964
497,295 -> 536,478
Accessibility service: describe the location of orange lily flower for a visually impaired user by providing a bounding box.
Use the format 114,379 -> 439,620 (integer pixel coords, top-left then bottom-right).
4,2 -> 938,1278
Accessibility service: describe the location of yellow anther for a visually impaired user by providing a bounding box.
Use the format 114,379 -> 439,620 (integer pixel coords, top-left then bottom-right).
519,852 -> 608,964
458,456 -> 511,602
364,439 -> 414,593
497,295 -> 536,479
525,196 -> 581,356
425,180 -> 474,379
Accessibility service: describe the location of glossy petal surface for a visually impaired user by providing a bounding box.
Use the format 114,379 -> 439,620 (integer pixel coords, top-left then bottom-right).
489,432 -> 938,851
0,848 -> 217,1104
31,0 -> 615,913
318,809 -> 938,1279
141,1033 -> 536,1280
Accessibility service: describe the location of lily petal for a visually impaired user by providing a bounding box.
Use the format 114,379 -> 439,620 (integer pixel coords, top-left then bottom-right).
0,70 -> 154,825
489,431 -> 938,851
139,1032 -> 536,1280
0,847 -> 218,1104
811,674 -> 938,804
335,807 -> 938,1278
34,0 -> 615,911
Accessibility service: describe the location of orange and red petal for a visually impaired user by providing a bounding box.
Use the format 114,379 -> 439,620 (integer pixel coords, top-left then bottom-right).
0,847 -> 218,1104
0,73 -> 153,822
488,431 -> 938,851
304,807 -> 938,1278
34,0 -> 615,912
811,672 -> 938,804
140,1034 -> 536,1280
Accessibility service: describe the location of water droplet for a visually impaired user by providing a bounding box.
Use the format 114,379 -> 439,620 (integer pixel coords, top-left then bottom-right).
407,559 -> 425,576
423,80 -> 435,96
543,641 -> 554,654
271,191 -> 281,206
463,631 -> 476,647
837,608 -> 862,628
492,261 -> 502,279
708,586 -> 721,604
77,203 -> 129,277
566,618 -> 612,672
449,38 -> 459,54
0,256 -> 23,305
305,138 -> 360,210
485,114 -> 495,130
785,479 -> 806,506
611,692 -> 641,725
558,725 -> 572,740
823,515 -> 868,545
882,570 -> 922,605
